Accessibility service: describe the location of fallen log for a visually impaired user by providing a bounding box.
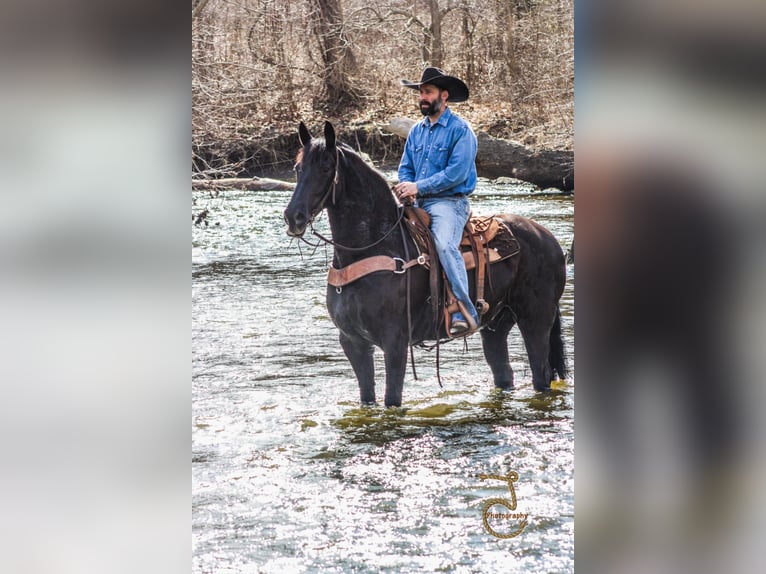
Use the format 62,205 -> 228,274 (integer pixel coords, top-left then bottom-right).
475,132 -> 573,191
192,176 -> 295,191
384,117 -> 574,191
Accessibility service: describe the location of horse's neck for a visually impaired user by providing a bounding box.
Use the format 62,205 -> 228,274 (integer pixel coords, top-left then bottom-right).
326,155 -> 402,265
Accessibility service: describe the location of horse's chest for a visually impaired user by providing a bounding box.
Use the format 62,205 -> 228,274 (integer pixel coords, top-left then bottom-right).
325,280 -> 417,337
327,285 -> 394,317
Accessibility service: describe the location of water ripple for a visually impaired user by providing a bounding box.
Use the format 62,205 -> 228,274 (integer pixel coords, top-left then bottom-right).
193,186 -> 574,573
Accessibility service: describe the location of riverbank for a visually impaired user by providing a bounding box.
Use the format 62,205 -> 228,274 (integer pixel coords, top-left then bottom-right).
193,105 -> 574,190
192,119 -> 404,180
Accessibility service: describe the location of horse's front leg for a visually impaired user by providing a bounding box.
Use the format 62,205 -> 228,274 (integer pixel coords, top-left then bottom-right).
339,332 -> 376,404
383,344 -> 408,408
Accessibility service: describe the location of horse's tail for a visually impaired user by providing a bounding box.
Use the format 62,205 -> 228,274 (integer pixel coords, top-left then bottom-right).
549,307 -> 568,380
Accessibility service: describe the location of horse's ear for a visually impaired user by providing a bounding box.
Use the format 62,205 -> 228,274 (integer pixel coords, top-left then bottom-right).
324,121 -> 336,150
298,122 -> 312,147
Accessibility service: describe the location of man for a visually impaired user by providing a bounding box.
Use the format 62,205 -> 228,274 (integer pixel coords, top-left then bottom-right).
394,67 -> 479,337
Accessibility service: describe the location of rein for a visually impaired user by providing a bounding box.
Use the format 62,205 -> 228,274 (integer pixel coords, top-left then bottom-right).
308,207 -> 405,252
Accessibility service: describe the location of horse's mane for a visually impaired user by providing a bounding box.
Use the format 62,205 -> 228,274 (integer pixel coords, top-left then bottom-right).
337,143 -> 391,191
295,138 -> 392,193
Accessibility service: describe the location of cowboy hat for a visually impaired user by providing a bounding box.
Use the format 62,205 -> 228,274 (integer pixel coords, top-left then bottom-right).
400,67 -> 469,102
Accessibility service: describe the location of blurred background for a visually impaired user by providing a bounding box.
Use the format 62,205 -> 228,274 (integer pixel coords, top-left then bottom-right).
576,1 -> 766,573
0,1 -> 188,573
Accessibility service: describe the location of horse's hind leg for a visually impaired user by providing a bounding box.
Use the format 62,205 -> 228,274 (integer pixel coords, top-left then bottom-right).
481,308 -> 517,390
517,314 -> 554,392
339,333 -> 376,404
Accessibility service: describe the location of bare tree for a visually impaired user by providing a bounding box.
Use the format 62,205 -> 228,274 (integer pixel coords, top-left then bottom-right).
309,0 -> 360,107
423,0 -> 460,68
192,0 -> 211,19
192,0 -> 574,176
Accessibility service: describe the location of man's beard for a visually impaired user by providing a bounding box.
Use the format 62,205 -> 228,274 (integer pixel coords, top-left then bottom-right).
419,99 -> 442,117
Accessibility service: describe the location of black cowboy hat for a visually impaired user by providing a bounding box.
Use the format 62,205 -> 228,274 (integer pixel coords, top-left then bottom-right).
400,67 -> 469,103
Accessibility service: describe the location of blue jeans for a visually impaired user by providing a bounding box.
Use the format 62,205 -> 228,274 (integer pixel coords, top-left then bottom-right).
420,195 -> 479,324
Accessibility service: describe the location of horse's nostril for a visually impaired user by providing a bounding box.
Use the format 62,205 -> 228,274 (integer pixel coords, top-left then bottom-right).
284,208 -> 307,236
292,212 -> 307,227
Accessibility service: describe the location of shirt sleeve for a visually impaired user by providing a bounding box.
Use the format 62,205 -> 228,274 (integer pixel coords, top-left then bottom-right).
416,126 -> 477,196
397,130 -> 417,184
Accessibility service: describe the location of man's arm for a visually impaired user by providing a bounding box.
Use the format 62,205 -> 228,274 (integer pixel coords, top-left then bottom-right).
395,130 -> 419,203
397,133 -> 417,183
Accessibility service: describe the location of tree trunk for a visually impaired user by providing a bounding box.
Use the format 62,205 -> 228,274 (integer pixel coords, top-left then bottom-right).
192,0 -> 211,20
310,0 -> 358,106
461,8 -> 476,85
385,117 -> 574,191
428,0 -> 444,68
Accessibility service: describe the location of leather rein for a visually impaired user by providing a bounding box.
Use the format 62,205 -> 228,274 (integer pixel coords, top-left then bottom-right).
309,208 -> 406,253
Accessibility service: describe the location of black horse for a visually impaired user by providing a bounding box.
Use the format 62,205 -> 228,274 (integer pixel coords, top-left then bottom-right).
284,121 -> 567,407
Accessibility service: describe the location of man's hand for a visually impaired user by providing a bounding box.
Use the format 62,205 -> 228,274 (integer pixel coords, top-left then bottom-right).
394,181 -> 418,205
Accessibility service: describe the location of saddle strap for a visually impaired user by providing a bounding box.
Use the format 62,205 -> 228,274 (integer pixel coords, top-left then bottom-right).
465,220 -> 490,316
398,219 -> 418,381
405,206 -> 441,331
327,255 -> 427,288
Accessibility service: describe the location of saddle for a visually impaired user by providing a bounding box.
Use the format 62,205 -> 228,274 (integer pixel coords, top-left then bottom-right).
325,206 -> 520,339
403,206 -> 520,337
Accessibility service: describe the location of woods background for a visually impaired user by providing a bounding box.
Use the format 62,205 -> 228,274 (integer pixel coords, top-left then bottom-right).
192,0 -> 573,178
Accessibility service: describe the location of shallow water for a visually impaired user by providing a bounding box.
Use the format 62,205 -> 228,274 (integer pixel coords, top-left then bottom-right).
192,177 -> 574,573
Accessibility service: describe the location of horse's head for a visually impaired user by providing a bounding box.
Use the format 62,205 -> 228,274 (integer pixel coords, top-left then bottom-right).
284,121 -> 339,238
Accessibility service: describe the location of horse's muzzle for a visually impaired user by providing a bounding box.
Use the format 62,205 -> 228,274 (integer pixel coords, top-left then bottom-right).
284,209 -> 307,238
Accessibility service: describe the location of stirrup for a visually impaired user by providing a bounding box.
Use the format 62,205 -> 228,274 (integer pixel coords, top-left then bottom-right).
446,301 -> 478,339
449,319 -> 470,337
475,299 -> 490,315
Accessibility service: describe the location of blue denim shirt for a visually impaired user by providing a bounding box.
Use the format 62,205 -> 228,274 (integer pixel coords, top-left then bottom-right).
397,107 -> 478,198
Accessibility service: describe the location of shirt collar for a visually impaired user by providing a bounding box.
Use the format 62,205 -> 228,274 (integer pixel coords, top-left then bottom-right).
420,106 -> 452,128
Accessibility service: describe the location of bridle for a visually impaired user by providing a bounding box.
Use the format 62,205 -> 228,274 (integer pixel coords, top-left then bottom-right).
297,147 -> 406,253
293,147 -> 339,232
315,146 -> 340,211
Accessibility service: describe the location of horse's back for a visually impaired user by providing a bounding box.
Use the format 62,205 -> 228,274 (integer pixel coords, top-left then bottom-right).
498,213 -> 562,248
497,213 -> 566,293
